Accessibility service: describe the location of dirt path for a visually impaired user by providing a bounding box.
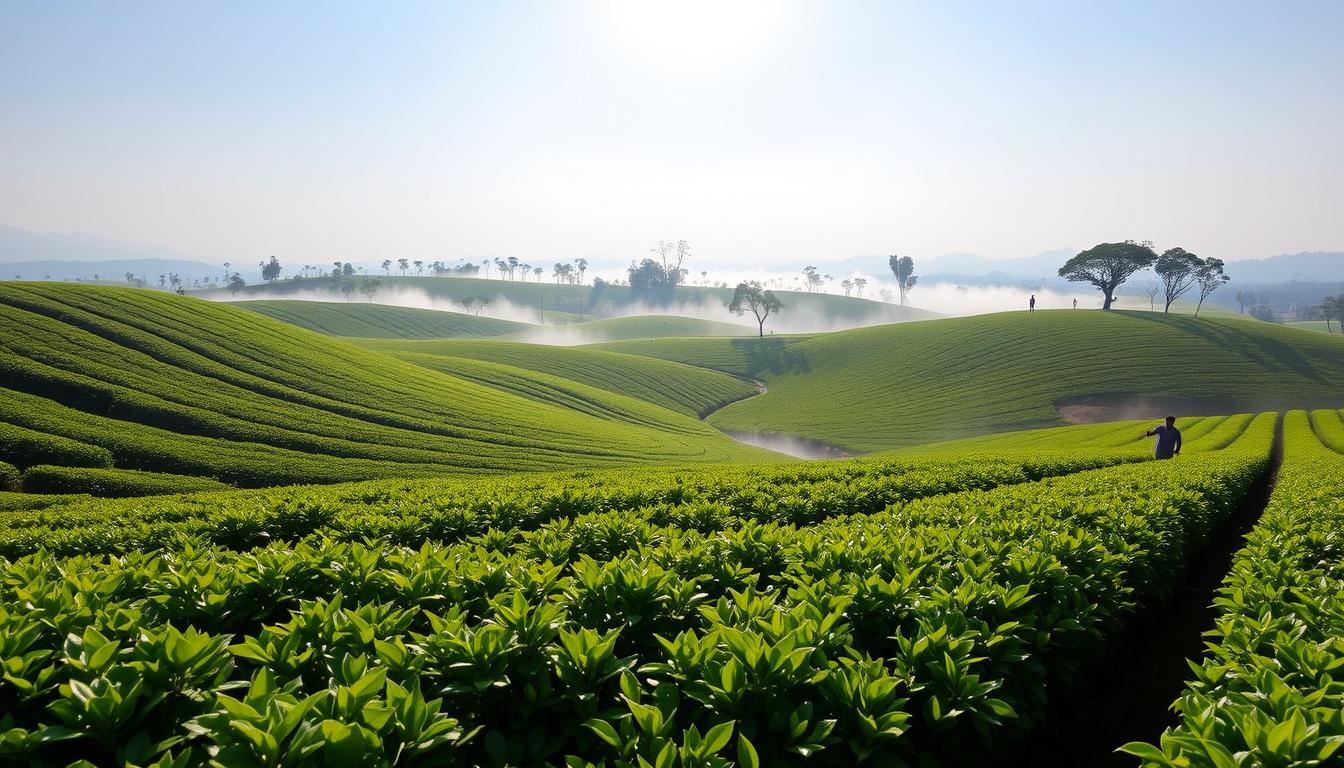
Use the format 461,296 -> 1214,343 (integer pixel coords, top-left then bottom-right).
1017,413 -> 1284,767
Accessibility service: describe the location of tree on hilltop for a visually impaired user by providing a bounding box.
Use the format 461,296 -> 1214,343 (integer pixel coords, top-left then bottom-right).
888,255 -> 918,306
227,273 -> 246,295
728,281 -> 783,337
261,256 -> 282,283
1154,247 -> 1202,313
575,258 -> 588,285
1193,258 -> 1230,317
1058,241 -> 1156,310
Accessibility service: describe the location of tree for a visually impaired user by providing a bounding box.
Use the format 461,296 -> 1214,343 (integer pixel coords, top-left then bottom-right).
359,278 -> 381,303
1139,281 -> 1161,310
1058,241 -> 1156,310
158,274 -> 167,289
261,256 -> 283,283
853,277 -> 867,298
458,296 -> 490,316
482,259 -> 491,279
341,282 -> 356,301
222,262 -> 231,282
381,259 -> 392,276
802,266 -> 820,292
841,279 -> 853,297
397,258 -> 409,276
343,263 -> 354,277
575,258 -> 588,285
1193,258 -> 1230,317
507,256 -> 519,280
227,273 -> 246,295
888,255 -> 918,306
650,240 -> 690,287
728,281 -> 784,337
1234,290 -> 1247,314
1154,247 -> 1202,313
413,260 -> 423,276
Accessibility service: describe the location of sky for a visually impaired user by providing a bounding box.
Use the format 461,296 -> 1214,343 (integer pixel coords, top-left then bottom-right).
2,1 -> 1342,269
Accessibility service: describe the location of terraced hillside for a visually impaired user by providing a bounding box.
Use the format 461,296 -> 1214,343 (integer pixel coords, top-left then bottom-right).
234,299 -> 532,338
549,315 -> 754,341
358,338 -> 759,417
0,284 -> 771,489
601,310 -> 1344,451
215,275 -> 938,330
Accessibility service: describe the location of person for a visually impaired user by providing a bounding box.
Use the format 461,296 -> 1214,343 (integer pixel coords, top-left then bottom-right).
1029,294 -> 1036,314
1073,298 -> 1078,309
1144,416 -> 1182,459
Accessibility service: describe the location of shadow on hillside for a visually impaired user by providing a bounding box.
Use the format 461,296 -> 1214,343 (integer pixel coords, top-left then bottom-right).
1125,312 -> 1329,385
731,338 -> 810,377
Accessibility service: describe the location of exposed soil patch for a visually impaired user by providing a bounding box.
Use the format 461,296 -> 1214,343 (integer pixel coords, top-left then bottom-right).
1014,414 -> 1284,767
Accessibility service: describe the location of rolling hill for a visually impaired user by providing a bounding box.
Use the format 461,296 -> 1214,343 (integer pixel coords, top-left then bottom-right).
599,310 -> 1344,451
233,299 -> 532,338
356,338 -> 759,417
210,275 -> 938,331
513,314 -> 756,343
0,283 -> 772,489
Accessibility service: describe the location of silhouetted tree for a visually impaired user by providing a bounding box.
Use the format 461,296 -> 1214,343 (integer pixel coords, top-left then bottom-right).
227,273 -> 246,295
841,279 -> 853,297
343,263 -> 354,277
260,256 -> 282,283
575,258 -> 588,284
533,266 -> 543,281
341,282 -> 356,301
1234,290 -> 1247,314
728,281 -> 784,337
1193,258 -> 1229,318
888,255 -> 918,306
853,277 -> 867,298
359,278 -> 381,303
1058,241 -> 1156,310
1155,247 -> 1202,313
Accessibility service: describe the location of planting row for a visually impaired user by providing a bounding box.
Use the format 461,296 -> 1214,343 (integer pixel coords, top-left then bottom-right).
0,447 -> 1158,559
0,423 -> 1275,766
1125,411 -> 1344,767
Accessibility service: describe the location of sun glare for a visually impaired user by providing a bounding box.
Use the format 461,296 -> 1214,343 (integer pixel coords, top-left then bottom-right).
596,0 -> 792,74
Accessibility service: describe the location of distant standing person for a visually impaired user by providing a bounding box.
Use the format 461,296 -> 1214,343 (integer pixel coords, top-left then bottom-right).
1144,416 -> 1182,459
1029,294 -> 1036,314
1073,298 -> 1078,309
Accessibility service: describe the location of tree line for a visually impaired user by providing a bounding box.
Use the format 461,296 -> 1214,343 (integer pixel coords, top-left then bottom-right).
1059,241 -> 1229,315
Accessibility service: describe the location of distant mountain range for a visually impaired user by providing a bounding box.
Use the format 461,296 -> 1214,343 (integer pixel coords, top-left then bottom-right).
0,225 -> 225,281
2,224 -> 1340,286
808,249 -> 1343,285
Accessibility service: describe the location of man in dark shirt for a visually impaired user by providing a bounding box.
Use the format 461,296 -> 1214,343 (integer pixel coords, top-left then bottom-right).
1144,416 -> 1182,459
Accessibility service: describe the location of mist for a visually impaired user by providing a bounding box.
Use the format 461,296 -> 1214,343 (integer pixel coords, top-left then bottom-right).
212,276 -> 1156,347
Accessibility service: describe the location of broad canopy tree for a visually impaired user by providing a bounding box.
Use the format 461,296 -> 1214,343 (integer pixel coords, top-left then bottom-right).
728,281 -> 783,337
1154,247 -> 1203,313
1058,241 -> 1157,310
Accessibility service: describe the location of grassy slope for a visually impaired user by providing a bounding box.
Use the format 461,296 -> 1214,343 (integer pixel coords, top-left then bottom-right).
1286,320 -> 1338,335
601,310 -> 1344,451
888,412 -> 1262,456
213,276 -> 939,329
506,314 -> 756,343
233,300 -> 532,338
356,338 -> 759,418
0,284 -> 771,487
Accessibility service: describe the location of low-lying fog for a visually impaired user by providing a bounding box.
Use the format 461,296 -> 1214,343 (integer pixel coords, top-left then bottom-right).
212,280 -> 1148,346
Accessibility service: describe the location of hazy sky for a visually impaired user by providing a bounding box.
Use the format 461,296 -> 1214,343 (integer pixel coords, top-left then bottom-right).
2,1 -> 1341,267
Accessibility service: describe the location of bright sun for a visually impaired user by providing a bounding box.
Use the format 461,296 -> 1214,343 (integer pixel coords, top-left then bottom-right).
596,0 -> 792,75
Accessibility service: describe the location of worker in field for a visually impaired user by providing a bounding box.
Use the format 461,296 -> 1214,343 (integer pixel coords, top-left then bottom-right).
1144,416 -> 1182,459
1029,294 -> 1036,314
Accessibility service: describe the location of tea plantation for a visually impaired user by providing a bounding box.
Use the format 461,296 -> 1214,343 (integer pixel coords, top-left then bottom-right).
235,300 -> 533,339
0,284 -> 769,491
601,310 -> 1344,450
6,408 -> 1341,766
